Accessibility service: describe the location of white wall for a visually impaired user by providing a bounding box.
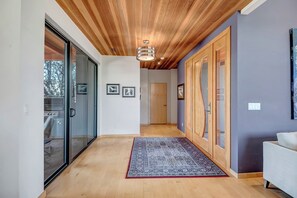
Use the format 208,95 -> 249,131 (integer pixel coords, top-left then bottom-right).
0,0 -> 45,197
19,0 -> 45,197
0,1 -> 103,197
140,69 -> 178,124
101,56 -> 140,135
0,1 -> 22,197
140,69 -> 149,124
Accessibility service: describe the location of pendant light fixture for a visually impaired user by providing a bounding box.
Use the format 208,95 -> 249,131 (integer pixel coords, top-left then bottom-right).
136,40 -> 155,61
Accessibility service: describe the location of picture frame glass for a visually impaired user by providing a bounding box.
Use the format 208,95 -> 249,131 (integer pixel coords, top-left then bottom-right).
107,84 -> 120,95
123,87 -> 135,97
177,84 -> 184,100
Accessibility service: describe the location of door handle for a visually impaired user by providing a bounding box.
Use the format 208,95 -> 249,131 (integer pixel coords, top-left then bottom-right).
70,108 -> 76,117
206,103 -> 211,113
163,105 -> 167,106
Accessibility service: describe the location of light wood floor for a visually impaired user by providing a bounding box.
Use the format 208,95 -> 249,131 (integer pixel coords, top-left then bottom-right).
46,125 -> 289,198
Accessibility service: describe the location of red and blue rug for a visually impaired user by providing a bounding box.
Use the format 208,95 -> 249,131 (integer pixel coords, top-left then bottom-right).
126,137 -> 227,178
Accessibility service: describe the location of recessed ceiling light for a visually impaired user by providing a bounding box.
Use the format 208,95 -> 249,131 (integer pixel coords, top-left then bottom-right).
160,57 -> 165,60
158,62 -> 161,65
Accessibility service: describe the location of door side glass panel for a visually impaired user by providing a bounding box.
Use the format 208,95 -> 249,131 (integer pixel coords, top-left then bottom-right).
87,60 -> 97,143
201,57 -> 209,140
70,46 -> 89,160
215,49 -> 226,148
44,28 -> 67,181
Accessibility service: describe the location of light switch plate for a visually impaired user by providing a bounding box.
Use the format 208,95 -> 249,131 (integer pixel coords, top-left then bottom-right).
248,103 -> 261,111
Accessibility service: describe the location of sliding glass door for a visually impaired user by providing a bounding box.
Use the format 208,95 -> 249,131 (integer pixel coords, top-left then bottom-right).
44,23 -> 98,185
44,28 -> 67,181
69,44 -> 97,160
87,60 -> 97,143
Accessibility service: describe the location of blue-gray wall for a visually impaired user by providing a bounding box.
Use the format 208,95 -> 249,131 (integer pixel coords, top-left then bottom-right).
236,0 -> 297,173
177,0 -> 297,173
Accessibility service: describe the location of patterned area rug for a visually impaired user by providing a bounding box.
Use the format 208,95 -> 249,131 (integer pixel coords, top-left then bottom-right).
126,137 -> 227,178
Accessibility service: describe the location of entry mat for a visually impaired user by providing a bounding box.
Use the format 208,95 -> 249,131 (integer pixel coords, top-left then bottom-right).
126,137 -> 227,178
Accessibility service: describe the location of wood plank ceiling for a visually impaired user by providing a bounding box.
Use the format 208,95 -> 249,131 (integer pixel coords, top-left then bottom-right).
56,0 -> 251,69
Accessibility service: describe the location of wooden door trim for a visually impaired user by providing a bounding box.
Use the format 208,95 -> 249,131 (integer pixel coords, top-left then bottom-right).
185,60 -> 193,141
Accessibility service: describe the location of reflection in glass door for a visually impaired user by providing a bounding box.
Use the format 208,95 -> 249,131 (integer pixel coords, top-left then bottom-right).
44,27 -> 67,181
70,45 -> 97,160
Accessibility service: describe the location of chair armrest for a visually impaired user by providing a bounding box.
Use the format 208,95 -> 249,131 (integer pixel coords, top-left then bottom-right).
263,141 -> 297,197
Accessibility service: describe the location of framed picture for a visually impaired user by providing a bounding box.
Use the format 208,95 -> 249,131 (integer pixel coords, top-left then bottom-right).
177,84 -> 184,100
106,84 -> 120,95
122,86 -> 135,98
77,83 -> 87,95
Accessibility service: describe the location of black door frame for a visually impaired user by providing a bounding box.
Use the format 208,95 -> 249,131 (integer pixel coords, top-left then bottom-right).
44,21 -> 98,187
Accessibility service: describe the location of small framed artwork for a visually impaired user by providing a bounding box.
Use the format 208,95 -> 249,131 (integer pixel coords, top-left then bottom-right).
77,83 -> 87,95
106,84 -> 120,95
122,86 -> 135,98
177,84 -> 184,100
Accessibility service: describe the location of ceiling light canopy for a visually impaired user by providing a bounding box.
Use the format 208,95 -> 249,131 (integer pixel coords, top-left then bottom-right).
136,40 -> 155,62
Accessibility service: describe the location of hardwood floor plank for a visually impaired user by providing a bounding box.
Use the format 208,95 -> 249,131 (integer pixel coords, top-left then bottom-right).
46,125 -> 288,198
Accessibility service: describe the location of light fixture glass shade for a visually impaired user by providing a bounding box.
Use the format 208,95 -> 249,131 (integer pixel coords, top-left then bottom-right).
136,46 -> 155,61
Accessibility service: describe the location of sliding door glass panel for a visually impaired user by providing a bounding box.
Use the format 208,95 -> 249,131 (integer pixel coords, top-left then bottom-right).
201,57 -> 209,140
215,49 -> 226,148
87,60 -> 96,143
70,46 -> 89,160
44,28 -> 67,181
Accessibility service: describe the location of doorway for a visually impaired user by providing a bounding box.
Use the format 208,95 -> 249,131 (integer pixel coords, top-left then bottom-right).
44,23 -> 98,185
185,28 -> 230,171
150,83 -> 167,124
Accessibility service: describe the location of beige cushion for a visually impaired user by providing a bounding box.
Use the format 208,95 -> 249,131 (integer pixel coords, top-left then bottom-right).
277,132 -> 297,151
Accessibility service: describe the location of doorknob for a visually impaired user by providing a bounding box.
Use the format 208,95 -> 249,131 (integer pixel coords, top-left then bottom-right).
70,108 -> 76,117
163,105 -> 167,106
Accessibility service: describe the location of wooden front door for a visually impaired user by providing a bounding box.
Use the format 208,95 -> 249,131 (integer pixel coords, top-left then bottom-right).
192,46 -> 213,155
150,83 -> 167,124
185,28 -> 231,172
